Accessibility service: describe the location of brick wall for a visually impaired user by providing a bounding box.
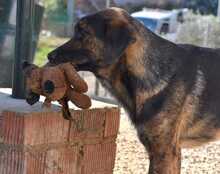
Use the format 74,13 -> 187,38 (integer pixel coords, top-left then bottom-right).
0,107 -> 120,174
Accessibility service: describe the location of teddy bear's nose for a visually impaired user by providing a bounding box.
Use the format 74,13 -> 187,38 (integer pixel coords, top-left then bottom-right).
44,80 -> 55,94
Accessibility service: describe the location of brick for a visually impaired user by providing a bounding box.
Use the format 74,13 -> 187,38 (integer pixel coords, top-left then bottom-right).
45,146 -> 79,174
82,142 -> 116,173
25,150 -> 46,174
104,108 -> 120,138
69,109 -> 106,139
0,107 -> 120,174
24,112 -> 69,145
95,172 -> 113,174
0,111 -> 24,145
0,149 -> 24,174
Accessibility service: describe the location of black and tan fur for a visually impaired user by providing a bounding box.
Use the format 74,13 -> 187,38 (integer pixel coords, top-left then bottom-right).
46,8 -> 220,174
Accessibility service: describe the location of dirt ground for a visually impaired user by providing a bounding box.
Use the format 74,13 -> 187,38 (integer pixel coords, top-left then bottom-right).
114,109 -> 220,174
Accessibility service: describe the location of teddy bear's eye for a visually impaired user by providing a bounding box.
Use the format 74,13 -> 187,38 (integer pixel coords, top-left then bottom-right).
43,80 -> 55,94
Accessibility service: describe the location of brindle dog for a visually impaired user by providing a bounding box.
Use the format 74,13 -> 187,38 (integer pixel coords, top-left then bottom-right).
46,7 -> 220,174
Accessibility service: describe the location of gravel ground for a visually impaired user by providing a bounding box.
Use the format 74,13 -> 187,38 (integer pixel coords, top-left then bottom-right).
114,109 -> 220,174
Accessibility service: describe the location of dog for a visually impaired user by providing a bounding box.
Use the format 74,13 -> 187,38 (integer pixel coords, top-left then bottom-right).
46,7 -> 220,174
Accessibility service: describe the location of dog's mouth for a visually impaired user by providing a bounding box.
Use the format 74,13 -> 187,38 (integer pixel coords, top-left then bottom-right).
74,61 -> 98,72
48,49 -> 93,64
74,63 -> 89,71
48,49 -> 100,72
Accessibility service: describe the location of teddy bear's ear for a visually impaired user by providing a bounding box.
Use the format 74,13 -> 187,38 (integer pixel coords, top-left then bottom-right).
60,63 -> 88,93
22,61 -> 39,76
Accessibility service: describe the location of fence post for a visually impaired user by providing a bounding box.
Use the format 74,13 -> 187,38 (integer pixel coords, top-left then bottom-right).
12,0 -> 35,99
67,0 -> 75,36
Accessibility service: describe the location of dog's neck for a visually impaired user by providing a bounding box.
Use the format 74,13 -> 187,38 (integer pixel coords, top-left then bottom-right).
95,30 -> 184,122
95,59 -> 135,114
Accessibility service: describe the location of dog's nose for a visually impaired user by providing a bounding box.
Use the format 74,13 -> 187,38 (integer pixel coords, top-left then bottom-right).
48,52 -> 57,62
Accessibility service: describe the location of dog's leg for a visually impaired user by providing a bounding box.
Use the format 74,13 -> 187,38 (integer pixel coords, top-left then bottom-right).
148,141 -> 181,174
138,126 -> 181,174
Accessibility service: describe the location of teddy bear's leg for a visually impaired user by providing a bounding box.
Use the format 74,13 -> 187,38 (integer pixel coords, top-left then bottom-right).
67,90 -> 91,109
42,98 -> 53,112
58,98 -> 72,120
43,98 -> 52,107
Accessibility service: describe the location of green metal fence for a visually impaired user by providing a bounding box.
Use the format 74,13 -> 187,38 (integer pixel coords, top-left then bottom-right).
0,0 -> 16,88
0,0 -> 44,98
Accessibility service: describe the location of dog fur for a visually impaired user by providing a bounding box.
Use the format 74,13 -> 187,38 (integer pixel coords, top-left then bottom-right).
47,8 -> 220,174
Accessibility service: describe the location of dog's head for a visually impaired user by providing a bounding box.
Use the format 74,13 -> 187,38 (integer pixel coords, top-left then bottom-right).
48,8 -> 136,73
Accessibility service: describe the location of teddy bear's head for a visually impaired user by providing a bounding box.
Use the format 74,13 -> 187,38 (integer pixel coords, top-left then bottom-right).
23,62 -> 42,94
23,62 -> 91,119
23,62 -> 67,103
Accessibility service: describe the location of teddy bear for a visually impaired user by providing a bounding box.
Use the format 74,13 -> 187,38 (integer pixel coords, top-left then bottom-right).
23,62 -> 91,120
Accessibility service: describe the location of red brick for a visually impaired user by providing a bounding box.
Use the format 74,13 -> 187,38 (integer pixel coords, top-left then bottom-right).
0,111 -> 24,145
95,172 -> 113,174
45,146 -> 79,174
0,149 -> 24,174
0,107 -> 119,174
24,112 -> 69,145
25,150 -> 46,174
82,142 -> 116,173
104,108 -> 120,138
69,109 -> 106,139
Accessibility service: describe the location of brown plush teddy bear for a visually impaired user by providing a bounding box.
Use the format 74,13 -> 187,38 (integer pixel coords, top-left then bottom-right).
23,62 -> 91,120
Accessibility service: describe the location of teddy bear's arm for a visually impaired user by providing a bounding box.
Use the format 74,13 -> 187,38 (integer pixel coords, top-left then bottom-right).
60,63 -> 88,93
66,88 -> 91,109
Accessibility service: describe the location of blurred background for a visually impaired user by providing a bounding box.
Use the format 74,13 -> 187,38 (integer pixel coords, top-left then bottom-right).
1,0 -> 220,102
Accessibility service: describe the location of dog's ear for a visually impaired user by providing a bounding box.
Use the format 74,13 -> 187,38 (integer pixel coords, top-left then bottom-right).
104,22 -> 136,65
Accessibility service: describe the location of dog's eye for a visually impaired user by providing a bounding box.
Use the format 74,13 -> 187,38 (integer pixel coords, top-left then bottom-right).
75,27 -> 90,40
81,27 -> 91,36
